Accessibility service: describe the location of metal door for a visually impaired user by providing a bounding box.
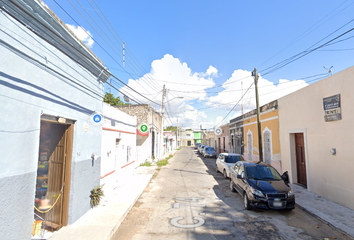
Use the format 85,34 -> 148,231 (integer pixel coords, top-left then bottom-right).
295,133 -> 307,186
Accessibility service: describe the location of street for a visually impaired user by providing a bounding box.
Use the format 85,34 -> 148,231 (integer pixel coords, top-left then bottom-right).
112,147 -> 350,240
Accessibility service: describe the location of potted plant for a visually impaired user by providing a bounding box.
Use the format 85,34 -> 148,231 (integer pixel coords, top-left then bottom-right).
89,186 -> 104,207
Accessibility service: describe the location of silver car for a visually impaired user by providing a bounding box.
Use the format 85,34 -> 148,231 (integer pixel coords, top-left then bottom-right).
216,153 -> 244,178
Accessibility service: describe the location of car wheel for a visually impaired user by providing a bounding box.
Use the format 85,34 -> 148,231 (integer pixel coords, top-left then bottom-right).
230,180 -> 236,192
243,193 -> 252,210
223,169 -> 228,179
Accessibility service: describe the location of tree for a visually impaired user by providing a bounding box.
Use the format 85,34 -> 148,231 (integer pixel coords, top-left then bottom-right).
103,92 -> 130,106
164,126 -> 177,131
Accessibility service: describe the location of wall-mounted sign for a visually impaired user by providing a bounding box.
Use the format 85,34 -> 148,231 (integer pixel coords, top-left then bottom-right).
215,128 -> 222,135
90,112 -> 103,125
323,94 -> 341,122
139,124 -> 148,133
83,122 -> 89,132
123,95 -> 130,102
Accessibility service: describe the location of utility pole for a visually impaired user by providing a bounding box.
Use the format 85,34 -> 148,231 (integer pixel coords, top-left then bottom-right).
177,119 -> 179,148
160,85 -> 166,159
253,68 -> 263,163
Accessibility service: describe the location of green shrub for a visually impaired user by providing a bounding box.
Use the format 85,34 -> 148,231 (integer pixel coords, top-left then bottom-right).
140,160 -> 152,167
157,159 -> 169,167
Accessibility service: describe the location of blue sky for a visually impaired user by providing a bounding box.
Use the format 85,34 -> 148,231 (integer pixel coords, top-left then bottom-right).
42,0 -> 354,129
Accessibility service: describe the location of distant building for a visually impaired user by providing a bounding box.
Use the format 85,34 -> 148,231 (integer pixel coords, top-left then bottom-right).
116,104 -> 162,162
181,130 -> 195,147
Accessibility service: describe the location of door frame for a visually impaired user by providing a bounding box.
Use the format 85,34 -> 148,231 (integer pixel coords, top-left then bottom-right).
39,116 -> 74,227
287,128 -> 310,190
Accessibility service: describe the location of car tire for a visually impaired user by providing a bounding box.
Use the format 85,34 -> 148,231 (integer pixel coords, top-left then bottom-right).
243,193 -> 252,210
223,169 -> 228,179
230,180 -> 236,192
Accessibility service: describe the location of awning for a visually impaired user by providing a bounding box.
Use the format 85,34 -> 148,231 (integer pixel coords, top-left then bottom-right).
137,129 -> 149,136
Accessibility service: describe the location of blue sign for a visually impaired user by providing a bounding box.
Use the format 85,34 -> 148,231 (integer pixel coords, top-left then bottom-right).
93,114 -> 102,123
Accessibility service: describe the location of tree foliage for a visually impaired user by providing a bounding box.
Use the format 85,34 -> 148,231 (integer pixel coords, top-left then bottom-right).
164,126 -> 177,131
103,92 -> 130,106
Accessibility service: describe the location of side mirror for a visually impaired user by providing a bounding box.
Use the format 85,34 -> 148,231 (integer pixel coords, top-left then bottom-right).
282,171 -> 289,184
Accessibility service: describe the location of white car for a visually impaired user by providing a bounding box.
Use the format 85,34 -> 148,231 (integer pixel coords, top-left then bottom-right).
216,153 -> 244,178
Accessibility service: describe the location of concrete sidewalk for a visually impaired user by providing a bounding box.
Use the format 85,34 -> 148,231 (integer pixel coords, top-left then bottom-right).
291,183 -> 354,239
48,166 -> 157,240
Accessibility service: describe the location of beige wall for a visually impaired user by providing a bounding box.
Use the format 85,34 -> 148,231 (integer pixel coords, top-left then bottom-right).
278,65 -> 354,210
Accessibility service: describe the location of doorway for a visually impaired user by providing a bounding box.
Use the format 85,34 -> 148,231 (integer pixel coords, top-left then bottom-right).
34,119 -> 73,232
295,133 -> 307,187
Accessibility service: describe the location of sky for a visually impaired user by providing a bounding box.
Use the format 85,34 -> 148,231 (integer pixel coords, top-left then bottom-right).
41,0 -> 354,130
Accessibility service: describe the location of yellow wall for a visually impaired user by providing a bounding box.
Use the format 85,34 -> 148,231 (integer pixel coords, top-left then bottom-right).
243,110 -> 281,171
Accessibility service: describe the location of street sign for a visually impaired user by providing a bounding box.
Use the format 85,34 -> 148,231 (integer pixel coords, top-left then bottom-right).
90,112 -> 103,126
139,124 -> 148,133
215,128 -> 222,135
123,95 -> 130,102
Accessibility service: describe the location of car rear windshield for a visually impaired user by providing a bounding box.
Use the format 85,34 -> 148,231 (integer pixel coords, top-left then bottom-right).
224,155 -> 243,163
245,165 -> 282,180
205,147 -> 214,151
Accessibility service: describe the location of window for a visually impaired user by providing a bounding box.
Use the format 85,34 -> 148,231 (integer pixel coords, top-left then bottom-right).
247,130 -> 253,161
263,127 -> 272,164
116,138 -> 121,148
186,134 -> 190,137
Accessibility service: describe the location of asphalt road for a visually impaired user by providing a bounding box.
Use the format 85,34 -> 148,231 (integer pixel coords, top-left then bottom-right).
112,147 -> 350,240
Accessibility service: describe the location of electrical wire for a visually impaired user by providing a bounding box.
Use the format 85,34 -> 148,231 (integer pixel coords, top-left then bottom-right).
51,0 -> 161,104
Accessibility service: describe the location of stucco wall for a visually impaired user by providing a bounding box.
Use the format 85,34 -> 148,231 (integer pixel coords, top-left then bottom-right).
278,66 -> 354,210
242,110 -> 281,172
101,103 -> 137,196
0,5 -> 106,238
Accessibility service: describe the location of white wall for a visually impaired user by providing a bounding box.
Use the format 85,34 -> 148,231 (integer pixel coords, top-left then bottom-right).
278,65 -> 354,210
101,104 -> 137,196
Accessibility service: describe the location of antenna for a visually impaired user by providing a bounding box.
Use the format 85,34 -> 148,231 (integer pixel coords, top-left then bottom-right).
324,66 -> 333,75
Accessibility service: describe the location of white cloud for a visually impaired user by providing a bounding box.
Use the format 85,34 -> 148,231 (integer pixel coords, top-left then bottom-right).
118,55 -> 310,130
66,24 -> 94,48
119,54 -> 219,129
207,69 -> 309,118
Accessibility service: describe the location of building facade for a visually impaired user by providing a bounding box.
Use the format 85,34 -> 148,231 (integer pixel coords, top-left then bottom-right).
116,104 -> 162,162
101,104 -> 137,197
0,1 -> 110,238
278,66 -> 354,210
193,131 -> 203,145
241,100 -> 281,172
181,130 -> 195,147
217,124 -> 230,155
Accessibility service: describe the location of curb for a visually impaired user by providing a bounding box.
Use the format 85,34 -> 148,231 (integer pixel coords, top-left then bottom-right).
295,203 -> 354,240
108,168 -> 157,240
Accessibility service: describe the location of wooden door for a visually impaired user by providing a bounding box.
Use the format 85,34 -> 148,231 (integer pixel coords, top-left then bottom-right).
295,133 -> 307,186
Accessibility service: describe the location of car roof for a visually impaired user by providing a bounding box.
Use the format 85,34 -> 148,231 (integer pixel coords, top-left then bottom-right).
240,161 -> 272,167
219,153 -> 242,156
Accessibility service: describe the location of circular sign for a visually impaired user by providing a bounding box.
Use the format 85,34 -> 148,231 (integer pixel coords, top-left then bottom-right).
93,114 -> 102,123
90,112 -> 103,126
215,128 -> 222,135
140,124 -> 148,133
123,95 -> 130,102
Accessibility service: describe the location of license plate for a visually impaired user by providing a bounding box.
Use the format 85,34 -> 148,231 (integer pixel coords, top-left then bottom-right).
273,201 -> 282,207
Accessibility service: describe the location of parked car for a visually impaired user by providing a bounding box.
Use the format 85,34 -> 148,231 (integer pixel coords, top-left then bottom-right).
199,145 -> 207,154
197,144 -> 204,153
229,161 -> 295,211
195,143 -> 201,149
216,153 -> 244,178
200,145 -> 208,155
203,147 -> 216,158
